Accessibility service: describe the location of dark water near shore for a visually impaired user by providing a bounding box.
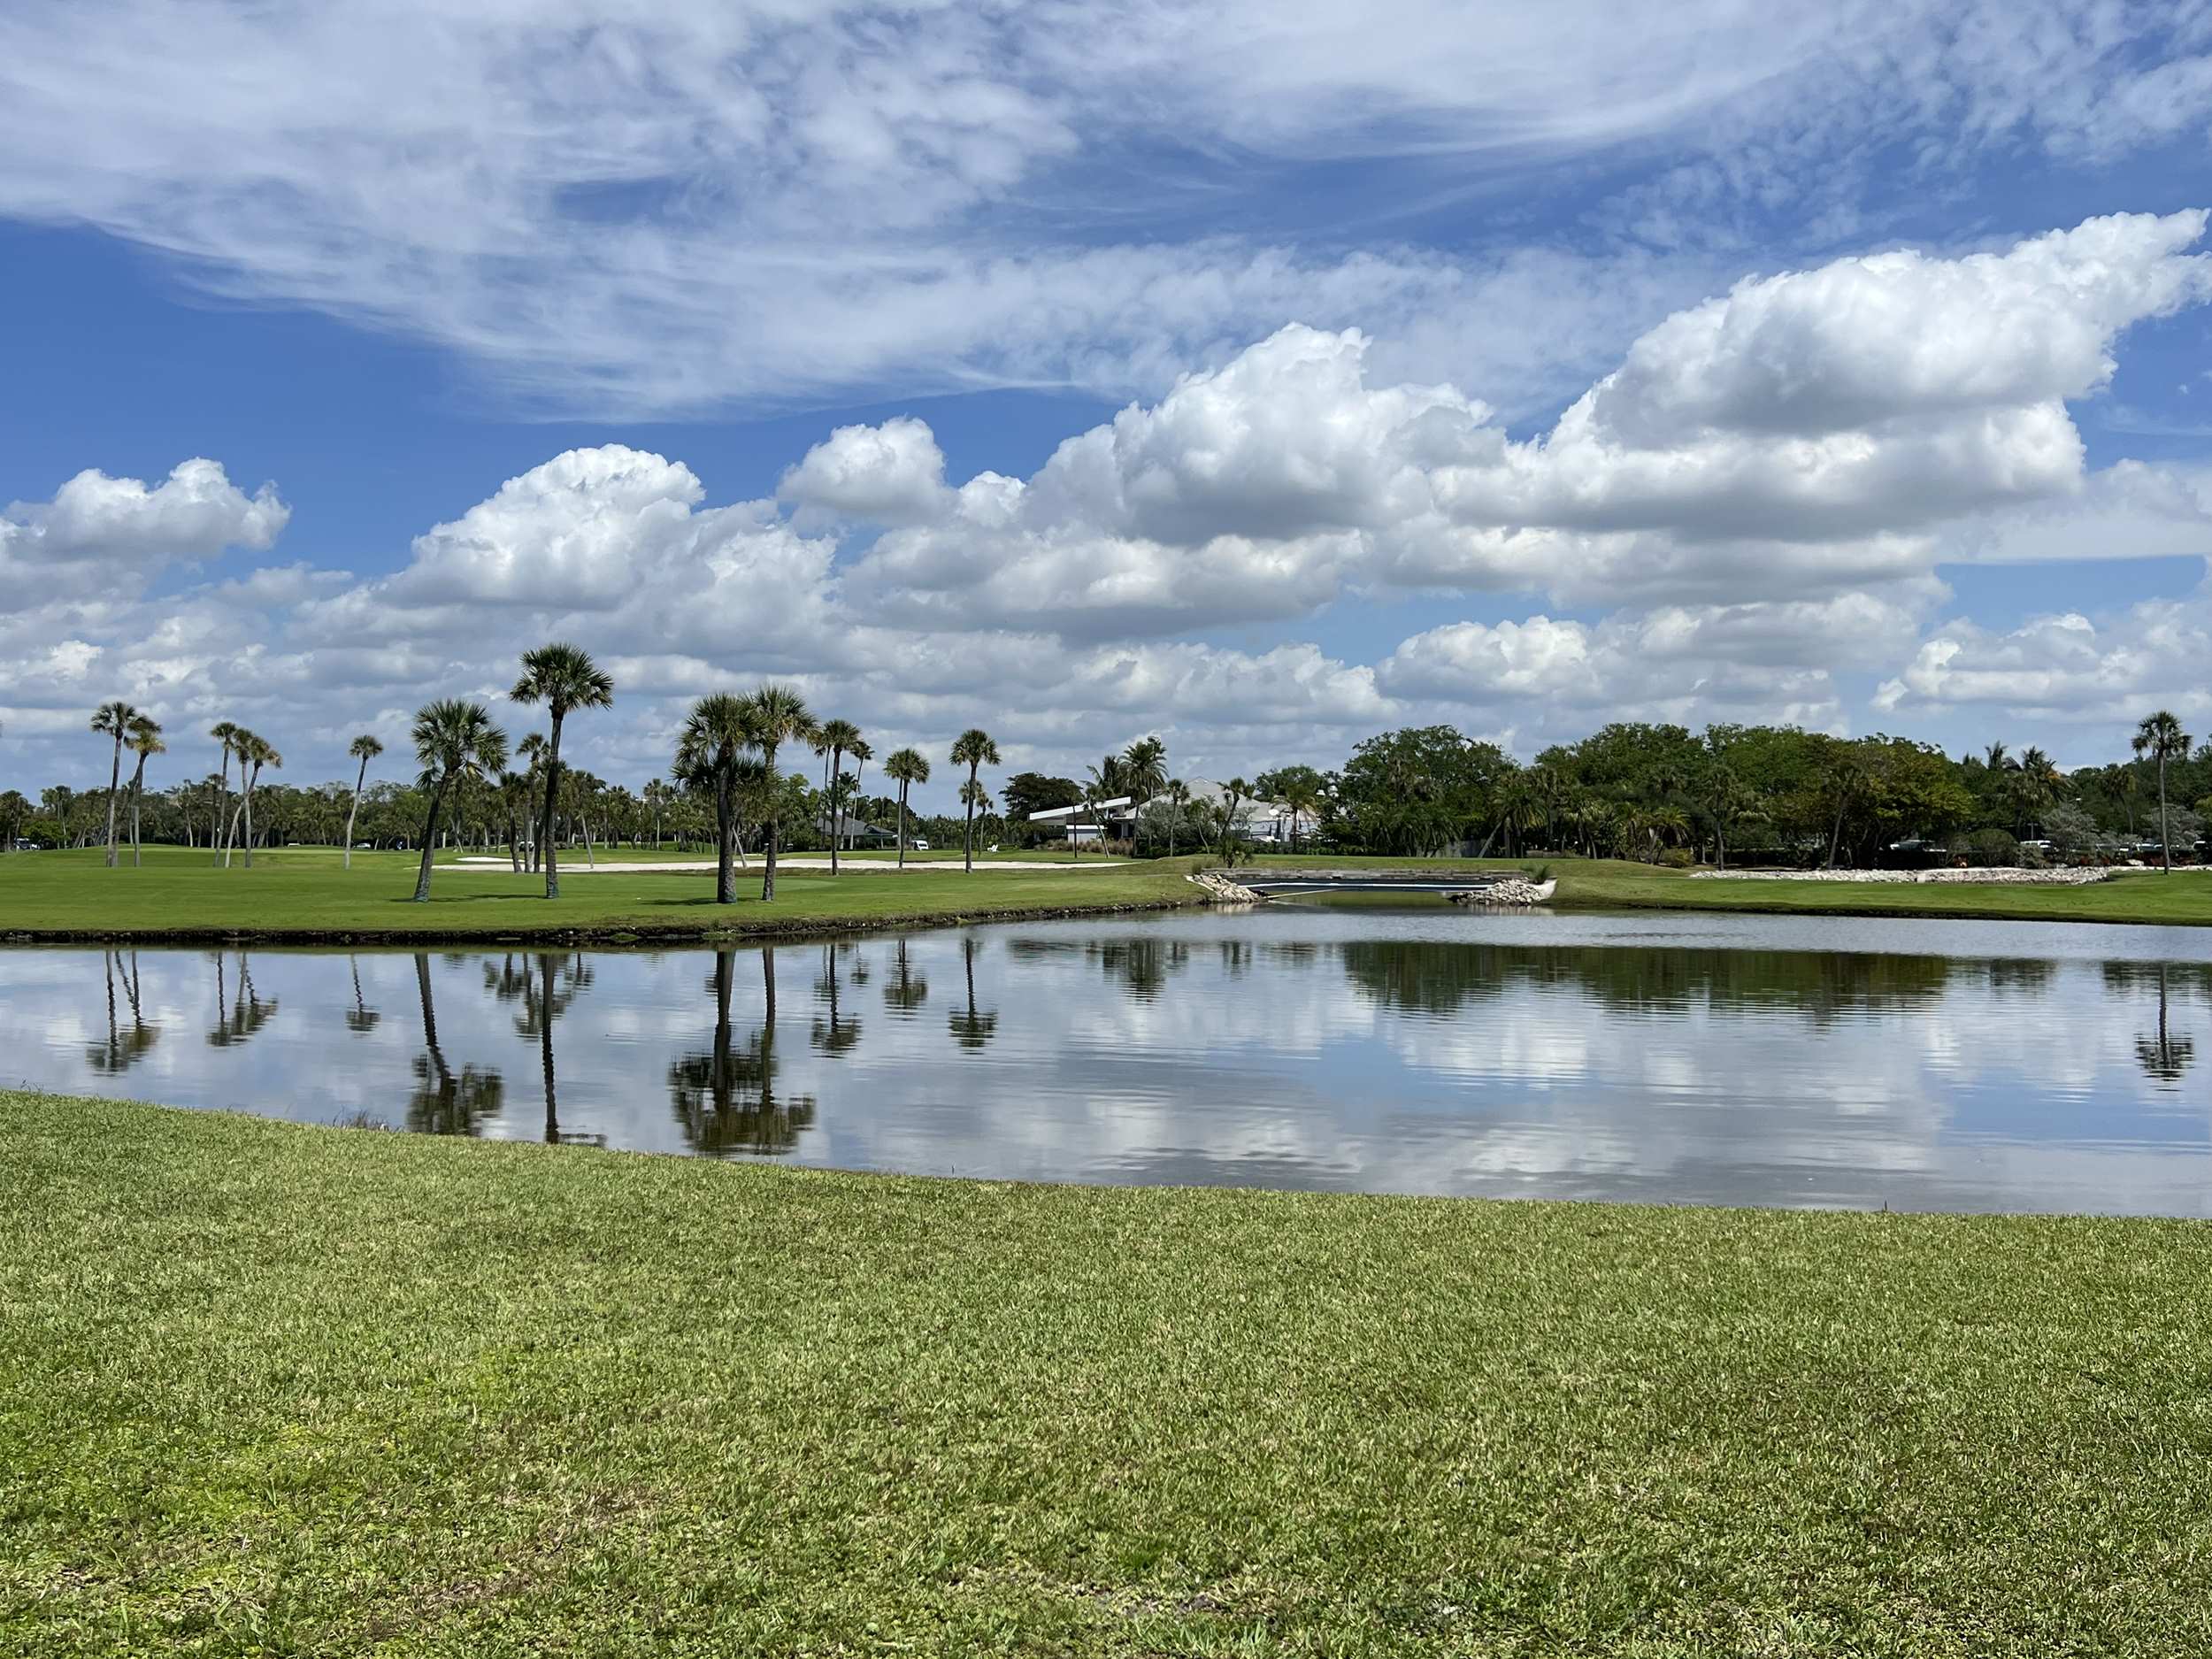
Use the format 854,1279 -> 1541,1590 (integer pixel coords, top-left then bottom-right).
8,906 -> 2212,1215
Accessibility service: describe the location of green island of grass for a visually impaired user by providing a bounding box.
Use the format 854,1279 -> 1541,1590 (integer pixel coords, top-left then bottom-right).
10,847 -> 2212,945
0,845 -> 1204,944
5,1091 -> 2211,1655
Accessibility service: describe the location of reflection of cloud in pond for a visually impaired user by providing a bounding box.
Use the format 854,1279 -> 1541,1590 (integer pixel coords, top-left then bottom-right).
4,904 -> 2212,1214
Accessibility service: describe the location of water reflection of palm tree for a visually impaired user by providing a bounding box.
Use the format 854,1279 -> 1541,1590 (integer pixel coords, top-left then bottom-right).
949,934 -> 998,1050
2134,963 -> 2195,1086
206,951 -> 280,1048
812,942 -> 863,1056
345,955 -> 381,1034
487,951 -> 593,1143
883,939 -> 929,1014
668,947 -> 818,1156
1087,937 -> 1187,1000
87,949 -> 160,1073
406,951 -> 503,1135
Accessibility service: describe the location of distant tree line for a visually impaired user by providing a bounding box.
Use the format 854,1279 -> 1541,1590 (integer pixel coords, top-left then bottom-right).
12,689 -> 2208,874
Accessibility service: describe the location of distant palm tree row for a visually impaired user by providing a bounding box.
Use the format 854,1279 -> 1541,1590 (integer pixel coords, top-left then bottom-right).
77,643 -> 1013,906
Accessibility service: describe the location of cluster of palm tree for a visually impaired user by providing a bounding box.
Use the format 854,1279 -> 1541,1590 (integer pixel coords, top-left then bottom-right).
88,701 -> 172,867
672,688 -> 1003,904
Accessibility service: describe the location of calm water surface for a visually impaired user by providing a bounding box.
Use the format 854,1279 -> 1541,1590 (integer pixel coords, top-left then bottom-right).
9,906 -> 2212,1215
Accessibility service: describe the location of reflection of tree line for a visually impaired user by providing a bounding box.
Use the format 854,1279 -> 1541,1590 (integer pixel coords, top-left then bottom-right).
206,950 -> 280,1048
1337,942 -> 2026,1023
87,949 -> 159,1074
407,952 -> 503,1136
485,951 -> 595,1142
668,945 -> 818,1156
111,926 -> 2208,1148
2105,962 -> 2202,1086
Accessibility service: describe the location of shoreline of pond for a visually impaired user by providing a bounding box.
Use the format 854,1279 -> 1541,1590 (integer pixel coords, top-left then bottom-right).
0,890 -> 1209,949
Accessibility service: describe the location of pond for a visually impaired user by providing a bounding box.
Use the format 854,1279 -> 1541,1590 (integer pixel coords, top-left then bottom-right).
8,906 -> 2212,1215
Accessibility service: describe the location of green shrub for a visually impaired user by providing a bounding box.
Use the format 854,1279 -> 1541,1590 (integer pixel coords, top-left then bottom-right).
1959,827 -> 2021,867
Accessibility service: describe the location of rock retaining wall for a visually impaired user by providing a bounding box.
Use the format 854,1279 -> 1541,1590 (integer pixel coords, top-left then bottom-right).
1692,866 -> 2109,887
1191,871 -> 1264,902
1447,878 -> 1552,906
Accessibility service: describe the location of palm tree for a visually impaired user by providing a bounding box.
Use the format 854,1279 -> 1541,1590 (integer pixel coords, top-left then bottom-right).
741,684 -> 816,902
675,693 -> 755,904
1275,771 -> 1322,855
883,748 -> 930,867
409,699 -> 509,902
514,732 -> 548,871
90,700 -> 138,866
2010,746 -> 2062,840
342,733 -> 384,869
208,720 -> 240,865
234,733 -> 281,868
1161,779 -> 1192,856
125,714 -> 164,866
1983,741 -> 2012,774
1079,755 -> 1129,860
642,778 -> 670,849
219,726 -> 258,866
950,728 -> 1001,872
1706,767 -> 1763,870
2134,711 -> 2190,872
1219,777 -> 1255,856
1122,735 -> 1168,841
510,642 -> 614,900
847,736 -> 874,856
498,770 -> 532,872
0,789 -> 27,852
810,718 -> 863,873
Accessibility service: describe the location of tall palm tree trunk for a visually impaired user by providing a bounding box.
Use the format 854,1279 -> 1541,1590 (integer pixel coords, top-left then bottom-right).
209,760 -> 227,864
538,953 -> 559,1145
2160,757 -> 2172,872
761,745 -> 782,902
344,754 -> 370,869
540,713 -> 565,899
415,952 -> 443,1071
104,731 -> 122,866
128,757 -> 147,866
896,780 -> 910,868
242,764 -> 261,868
964,763 -> 979,872
715,770 -> 737,904
413,780 -> 448,902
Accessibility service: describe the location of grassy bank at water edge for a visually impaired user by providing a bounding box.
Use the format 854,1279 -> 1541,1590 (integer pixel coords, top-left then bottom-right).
13,847 -> 2212,942
0,846 -> 1200,943
1241,852 -> 2212,927
7,1092 -> 2212,1655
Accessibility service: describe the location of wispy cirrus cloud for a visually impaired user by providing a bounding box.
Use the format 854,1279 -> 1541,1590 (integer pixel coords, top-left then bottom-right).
3,1 -> 2208,418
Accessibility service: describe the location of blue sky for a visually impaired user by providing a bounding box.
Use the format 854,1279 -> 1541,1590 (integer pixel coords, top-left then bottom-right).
4,1 -> 2212,803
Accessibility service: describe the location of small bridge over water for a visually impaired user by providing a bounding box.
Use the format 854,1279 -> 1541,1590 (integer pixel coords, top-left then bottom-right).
1237,870 -> 1522,898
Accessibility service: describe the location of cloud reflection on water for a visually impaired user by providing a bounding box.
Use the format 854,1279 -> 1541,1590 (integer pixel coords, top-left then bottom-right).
4,907 -> 2210,1215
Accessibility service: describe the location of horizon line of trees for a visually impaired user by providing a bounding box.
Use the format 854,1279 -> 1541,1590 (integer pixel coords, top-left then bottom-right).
13,681 -> 2210,878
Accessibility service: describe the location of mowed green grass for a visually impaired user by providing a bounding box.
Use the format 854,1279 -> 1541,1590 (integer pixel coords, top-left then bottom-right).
0,846 -> 1196,941
1243,852 -> 2212,927
7,1094 -> 2212,1656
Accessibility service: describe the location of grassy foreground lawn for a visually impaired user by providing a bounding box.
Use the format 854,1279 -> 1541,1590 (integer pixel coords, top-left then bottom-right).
1245,852 -> 2212,928
8,1095 -> 2212,1656
0,847 -> 1197,943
